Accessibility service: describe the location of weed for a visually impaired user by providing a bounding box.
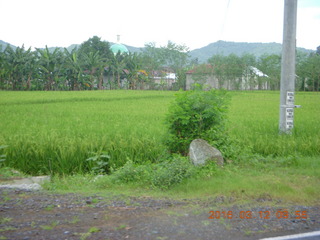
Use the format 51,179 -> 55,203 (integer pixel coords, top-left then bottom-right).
115,224 -> 126,230
151,156 -> 195,190
201,220 -> 210,226
219,218 -> 232,230
0,146 -> 8,167
69,216 -> 80,224
0,227 -> 17,232
0,218 -> 12,224
88,227 -> 100,233
86,152 -> 110,174
30,221 -> 36,228
244,229 -> 253,236
40,221 -> 59,230
79,232 -> 91,240
44,205 -> 55,211
0,167 -> 26,180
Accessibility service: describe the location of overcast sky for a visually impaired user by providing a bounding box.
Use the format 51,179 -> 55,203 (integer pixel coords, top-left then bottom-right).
1,0 -> 319,51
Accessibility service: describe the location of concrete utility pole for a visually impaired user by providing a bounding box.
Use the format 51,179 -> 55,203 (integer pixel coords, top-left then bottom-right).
279,0 -> 299,134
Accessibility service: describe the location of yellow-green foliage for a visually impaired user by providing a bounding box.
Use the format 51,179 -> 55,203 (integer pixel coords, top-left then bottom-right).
227,91 -> 320,156
0,90 -> 319,175
0,91 -> 175,174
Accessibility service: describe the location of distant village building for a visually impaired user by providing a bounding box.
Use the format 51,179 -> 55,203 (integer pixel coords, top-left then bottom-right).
151,69 -> 177,90
186,65 -> 269,90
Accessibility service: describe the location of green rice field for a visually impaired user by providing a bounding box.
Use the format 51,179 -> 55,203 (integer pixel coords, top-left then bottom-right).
0,90 -> 319,175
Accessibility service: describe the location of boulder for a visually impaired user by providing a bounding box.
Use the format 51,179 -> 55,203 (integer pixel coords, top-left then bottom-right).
189,139 -> 224,166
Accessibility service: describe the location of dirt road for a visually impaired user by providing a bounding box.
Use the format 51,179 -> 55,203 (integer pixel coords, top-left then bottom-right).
0,188 -> 319,240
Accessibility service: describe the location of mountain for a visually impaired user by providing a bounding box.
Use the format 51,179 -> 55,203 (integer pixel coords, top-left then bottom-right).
1,39 -> 313,60
0,40 -> 142,53
0,40 -> 16,51
189,40 -> 313,62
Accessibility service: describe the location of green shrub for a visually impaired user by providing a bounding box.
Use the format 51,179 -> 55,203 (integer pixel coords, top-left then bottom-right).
109,160 -> 151,184
151,156 -> 195,190
165,86 -> 229,155
109,156 -> 195,190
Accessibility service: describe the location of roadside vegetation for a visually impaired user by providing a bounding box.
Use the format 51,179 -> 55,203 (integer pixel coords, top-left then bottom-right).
0,90 -> 319,204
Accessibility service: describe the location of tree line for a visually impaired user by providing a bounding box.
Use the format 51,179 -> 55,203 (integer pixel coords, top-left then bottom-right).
0,36 -> 189,91
0,36 -> 319,91
192,47 -> 320,91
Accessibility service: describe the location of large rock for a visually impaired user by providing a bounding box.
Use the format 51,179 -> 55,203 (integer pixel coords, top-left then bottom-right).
189,139 -> 224,166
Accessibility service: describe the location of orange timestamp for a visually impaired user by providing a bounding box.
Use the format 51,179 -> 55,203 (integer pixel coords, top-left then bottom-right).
208,210 -> 308,220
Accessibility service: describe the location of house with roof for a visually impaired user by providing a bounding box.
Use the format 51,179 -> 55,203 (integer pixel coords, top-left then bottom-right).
186,64 -> 269,90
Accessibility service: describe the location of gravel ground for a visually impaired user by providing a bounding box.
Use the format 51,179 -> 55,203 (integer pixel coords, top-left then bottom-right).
0,188 -> 319,240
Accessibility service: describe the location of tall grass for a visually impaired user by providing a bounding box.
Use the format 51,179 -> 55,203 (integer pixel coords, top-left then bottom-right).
227,91 -> 320,157
0,90 -> 319,175
0,91 -> 175,174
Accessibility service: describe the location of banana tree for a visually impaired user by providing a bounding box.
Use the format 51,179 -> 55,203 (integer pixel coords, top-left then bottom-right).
82,51 -> 106,90
64,48 -> 84,90
123,53 -> 142,89
4,45 -> 35,90
109,53 -> 127,89
36,46 -> 63,90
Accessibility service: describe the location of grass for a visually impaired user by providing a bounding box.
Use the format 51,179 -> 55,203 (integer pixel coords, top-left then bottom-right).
227,91 -> 320,156
0,90 -> 319,204
0,90 -> 174,174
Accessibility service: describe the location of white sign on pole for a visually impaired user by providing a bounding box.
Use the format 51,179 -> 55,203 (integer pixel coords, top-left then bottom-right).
286,91 -> 294,105
286,119 -> 294,130
286,108 -> 294,120
285,92 -> 295,131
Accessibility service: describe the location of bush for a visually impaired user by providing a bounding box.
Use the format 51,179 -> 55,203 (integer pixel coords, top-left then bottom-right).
165,86 -> 229,155
151,156 -> 195,190
109,156 -> 195,190
109,160 -> 152,184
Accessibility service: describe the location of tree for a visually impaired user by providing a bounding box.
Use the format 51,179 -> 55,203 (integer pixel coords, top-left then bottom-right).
207,54 -> 227,88
298,52 -> 320,91
123,53 -> 144,89
82,51 -> 105,89
64,48 -> 84,90
140,42 -> 164,75
160,41 -> 190,73
224,54 -> 244,90
109,53 -> 127,89
257,54 -> 281,90
141,41 -> 190,89
78,36 -> 112,60
78,36 -> 113,90
3,45 -> 36,90
36,46 -> 63,90
241,53 -> 260,90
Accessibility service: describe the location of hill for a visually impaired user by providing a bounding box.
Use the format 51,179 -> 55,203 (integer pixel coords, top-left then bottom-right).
0,40 -> 141,53
189,40 -> 313,62
0,40 -> 16,51
46,43 -> 142,53
1,39 -> 313,61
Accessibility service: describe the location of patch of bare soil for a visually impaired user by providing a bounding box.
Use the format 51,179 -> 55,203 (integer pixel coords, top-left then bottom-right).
0,188 -> 319,240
